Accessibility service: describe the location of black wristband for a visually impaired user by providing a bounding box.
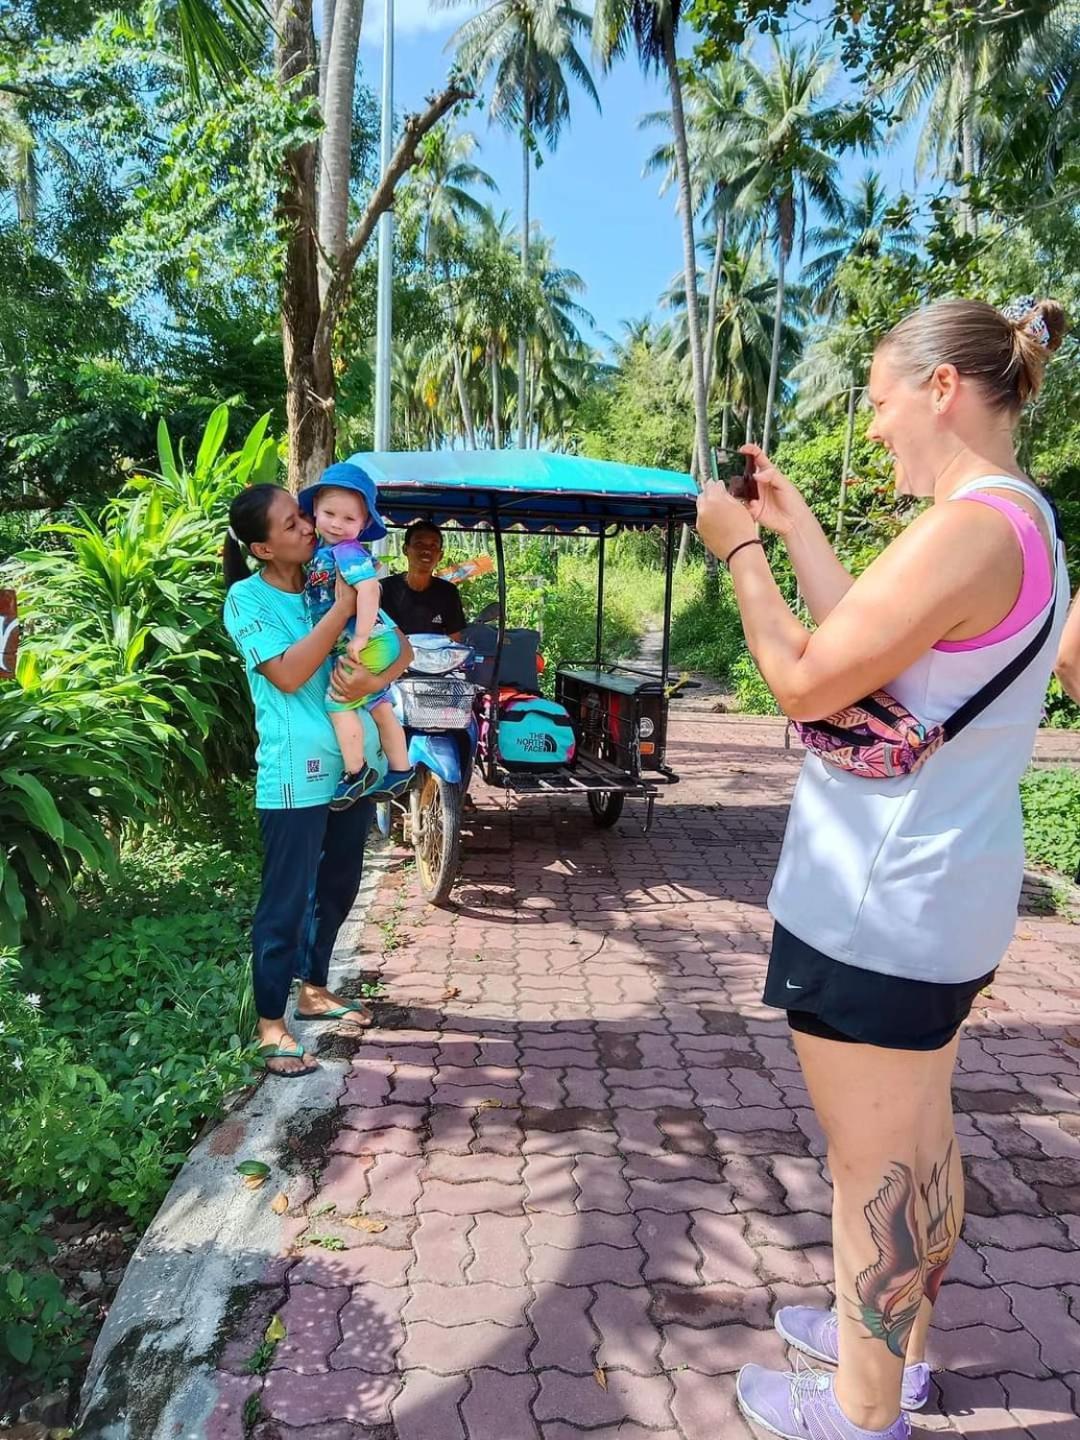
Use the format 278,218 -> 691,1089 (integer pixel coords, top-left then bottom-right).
724,538 -> 764,567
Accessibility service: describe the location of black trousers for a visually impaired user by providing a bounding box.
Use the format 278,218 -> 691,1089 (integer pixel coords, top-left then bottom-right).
251,801 -> 372,1020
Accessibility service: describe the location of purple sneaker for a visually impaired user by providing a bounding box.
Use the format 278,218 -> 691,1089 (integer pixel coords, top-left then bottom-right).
774,1307 -> 931,1412
737,1363 -> 911,1440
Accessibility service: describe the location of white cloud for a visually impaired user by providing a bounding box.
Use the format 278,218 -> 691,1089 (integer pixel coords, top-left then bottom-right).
361,0 -> 479,46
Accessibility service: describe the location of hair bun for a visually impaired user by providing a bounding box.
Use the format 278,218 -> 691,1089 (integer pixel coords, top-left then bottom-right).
1002,295 -> 1068,354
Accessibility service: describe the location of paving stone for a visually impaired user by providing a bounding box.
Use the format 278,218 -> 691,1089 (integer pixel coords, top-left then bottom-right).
398,1318 -> 533,1374
528,1243 -> 644,1287
660,1320 -> 787,1375
261,1368 -> 400,1427
528,1209 -> 638,1250
417,1178 -> 524,1218
269,1284 -> 348,1374
636,1209 -> 699,1285
591,1284 -> 664,1376
460,1369 -> 540,1439
528,1285 -> 597,1371
1003,1284 -> 1080,1376
532,1369 -> 675,1429
669,1368 -> 755,1440
930,1321 -> 1047,1379
406,1281 -> 527,1328
329,1283 -> 409,1373
391,1368 -> 467,1440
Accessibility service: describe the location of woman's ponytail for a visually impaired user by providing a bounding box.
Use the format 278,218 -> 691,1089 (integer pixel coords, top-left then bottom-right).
223,484 -> 284,589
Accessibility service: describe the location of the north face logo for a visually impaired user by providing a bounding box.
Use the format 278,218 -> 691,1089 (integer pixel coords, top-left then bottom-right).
519,732 -> 558,754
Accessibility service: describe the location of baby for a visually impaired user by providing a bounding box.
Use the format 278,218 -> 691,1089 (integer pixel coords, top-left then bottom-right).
298,463 -> 413,809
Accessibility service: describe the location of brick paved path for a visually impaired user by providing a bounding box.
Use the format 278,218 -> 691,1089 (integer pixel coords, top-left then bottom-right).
211,714 -> 1080,1440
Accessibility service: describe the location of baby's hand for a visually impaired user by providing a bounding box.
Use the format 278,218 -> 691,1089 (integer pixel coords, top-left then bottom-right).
346,635 -> 366,663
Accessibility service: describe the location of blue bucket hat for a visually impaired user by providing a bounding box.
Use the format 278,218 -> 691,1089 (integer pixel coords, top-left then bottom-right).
298,462 -> 388,542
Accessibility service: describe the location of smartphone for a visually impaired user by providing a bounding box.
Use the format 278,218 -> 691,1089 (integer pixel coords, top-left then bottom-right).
714,448 -> 758,502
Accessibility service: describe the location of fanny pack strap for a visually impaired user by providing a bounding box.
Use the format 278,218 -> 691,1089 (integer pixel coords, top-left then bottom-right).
942,499 -> 1060,742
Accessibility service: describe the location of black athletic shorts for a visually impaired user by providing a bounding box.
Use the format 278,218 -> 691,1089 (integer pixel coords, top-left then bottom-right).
763,922 -> 996,1052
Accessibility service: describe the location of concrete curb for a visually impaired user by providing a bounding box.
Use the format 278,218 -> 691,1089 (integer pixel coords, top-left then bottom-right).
77,841 -> 391,1440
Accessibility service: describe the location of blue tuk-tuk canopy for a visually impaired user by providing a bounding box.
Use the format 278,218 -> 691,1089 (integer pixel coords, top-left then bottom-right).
347,449 -> 698,534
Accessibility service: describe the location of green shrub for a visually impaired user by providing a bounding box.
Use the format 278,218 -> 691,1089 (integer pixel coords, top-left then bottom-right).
3,810 -> 260,1227
0,406 -> 274,945
669,575 -> 743,680
731,651 -> 781,716
1020,767 -> 1080,877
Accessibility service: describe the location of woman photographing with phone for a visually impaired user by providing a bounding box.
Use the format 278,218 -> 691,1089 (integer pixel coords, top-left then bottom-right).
696,297 -> 1068,1440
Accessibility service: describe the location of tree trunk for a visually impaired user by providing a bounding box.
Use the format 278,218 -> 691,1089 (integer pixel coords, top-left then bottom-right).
836,381 -> 857,542
276,0 -> 335,490
720,361 -> 731,449
662,17 -> 710,485
746,405 -> 754,445
762,206 -> 790,454
452,347 -> 476,447
959,51 -> 977,238
491,341 -> 502,448
517,117 -> 530,450
318,0 -> 337,114
317,0 -> 364,298
703,208 -> 726,398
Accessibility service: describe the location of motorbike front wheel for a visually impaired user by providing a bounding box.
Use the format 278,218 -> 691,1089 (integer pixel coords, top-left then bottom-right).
410,765 -> 464,906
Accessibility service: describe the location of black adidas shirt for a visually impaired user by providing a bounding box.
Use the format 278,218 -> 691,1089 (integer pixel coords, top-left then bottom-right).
379,573 -> 466,637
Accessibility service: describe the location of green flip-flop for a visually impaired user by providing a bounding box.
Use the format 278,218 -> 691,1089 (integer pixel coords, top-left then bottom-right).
292,1004 -> 373,1026
258,1041 -> 318,1078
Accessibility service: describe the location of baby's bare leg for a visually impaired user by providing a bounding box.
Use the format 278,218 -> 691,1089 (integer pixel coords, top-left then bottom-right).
330,708 -> 368,774
373,702 -> 409,770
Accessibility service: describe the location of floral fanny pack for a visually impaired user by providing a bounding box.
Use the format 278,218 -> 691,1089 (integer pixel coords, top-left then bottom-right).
794,592 -> 1057,780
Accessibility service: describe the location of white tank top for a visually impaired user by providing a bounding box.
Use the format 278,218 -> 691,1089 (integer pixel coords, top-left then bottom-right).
768,477 -> 1069,984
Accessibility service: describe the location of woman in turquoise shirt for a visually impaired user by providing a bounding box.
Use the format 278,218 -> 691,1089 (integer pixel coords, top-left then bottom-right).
223,483 -> 412,1077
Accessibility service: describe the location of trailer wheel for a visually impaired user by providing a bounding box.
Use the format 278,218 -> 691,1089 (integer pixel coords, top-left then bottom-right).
588,790 -> 625,828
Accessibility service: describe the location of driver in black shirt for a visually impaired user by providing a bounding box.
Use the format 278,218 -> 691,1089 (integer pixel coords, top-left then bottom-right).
379,522 -> 467,639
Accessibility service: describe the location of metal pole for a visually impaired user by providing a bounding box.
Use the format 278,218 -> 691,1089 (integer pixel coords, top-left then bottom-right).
488,504 -> 506,785
660,518 -> 675,688
595,529 -> 605,668
373,0 -> 394,453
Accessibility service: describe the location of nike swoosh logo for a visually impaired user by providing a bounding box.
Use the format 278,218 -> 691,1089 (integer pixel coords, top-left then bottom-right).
785,980 -> 803,991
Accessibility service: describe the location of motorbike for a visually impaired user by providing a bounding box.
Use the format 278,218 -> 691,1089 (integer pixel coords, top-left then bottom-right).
375,634 -> 479,905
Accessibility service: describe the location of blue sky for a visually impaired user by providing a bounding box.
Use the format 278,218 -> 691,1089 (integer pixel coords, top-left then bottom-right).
358,1 -> 925,354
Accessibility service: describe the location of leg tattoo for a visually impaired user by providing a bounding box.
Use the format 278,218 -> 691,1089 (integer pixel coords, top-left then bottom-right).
921,1141 -> 959,1305
854,1164 -> 924,1358
853,1143 -> 960,1355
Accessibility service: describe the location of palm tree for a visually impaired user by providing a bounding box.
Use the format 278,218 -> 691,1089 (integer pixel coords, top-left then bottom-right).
593,0 -> 711,482
447,0 -> 599,448
892,3 -> 1071,234
643,60 -> 751,405
720,39 -> 846,452
801,170 -> 919,317
407,126 -> 498,445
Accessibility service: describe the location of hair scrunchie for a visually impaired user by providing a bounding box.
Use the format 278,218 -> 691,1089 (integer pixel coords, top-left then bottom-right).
1001,295 -> 1051,350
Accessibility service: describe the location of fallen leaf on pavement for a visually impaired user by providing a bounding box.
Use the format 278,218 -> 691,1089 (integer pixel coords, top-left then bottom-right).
344,1214 -> 387,1233
265,1314 -> 286,1344
270,1193 -> 290,1215
242,1173 -> 268,1191
442,987 -> 461,1000
593,1368 -> 607,1390
477,1099 -> 502,1110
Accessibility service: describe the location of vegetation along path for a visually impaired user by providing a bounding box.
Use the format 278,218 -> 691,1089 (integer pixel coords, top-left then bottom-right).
140,714 -> 1080,1438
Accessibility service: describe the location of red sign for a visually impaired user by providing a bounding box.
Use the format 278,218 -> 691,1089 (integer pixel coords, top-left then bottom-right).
1,590 -> 18,677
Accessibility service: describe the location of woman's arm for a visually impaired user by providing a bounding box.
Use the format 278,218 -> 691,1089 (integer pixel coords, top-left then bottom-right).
700,483 -> 1018,722
1055,591 -> 1080,702
330,630 -> 414,704
257,581 -> 354,694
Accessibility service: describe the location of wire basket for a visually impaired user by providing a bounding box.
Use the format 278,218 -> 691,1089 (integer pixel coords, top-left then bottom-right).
396,676 -> 477,729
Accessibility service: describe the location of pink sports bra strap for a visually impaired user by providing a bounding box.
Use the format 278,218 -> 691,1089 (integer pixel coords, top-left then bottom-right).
935,491 -> 1053,653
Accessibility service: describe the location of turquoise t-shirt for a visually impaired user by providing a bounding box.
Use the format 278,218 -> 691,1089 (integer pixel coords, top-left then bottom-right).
223,574 -> 342,809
